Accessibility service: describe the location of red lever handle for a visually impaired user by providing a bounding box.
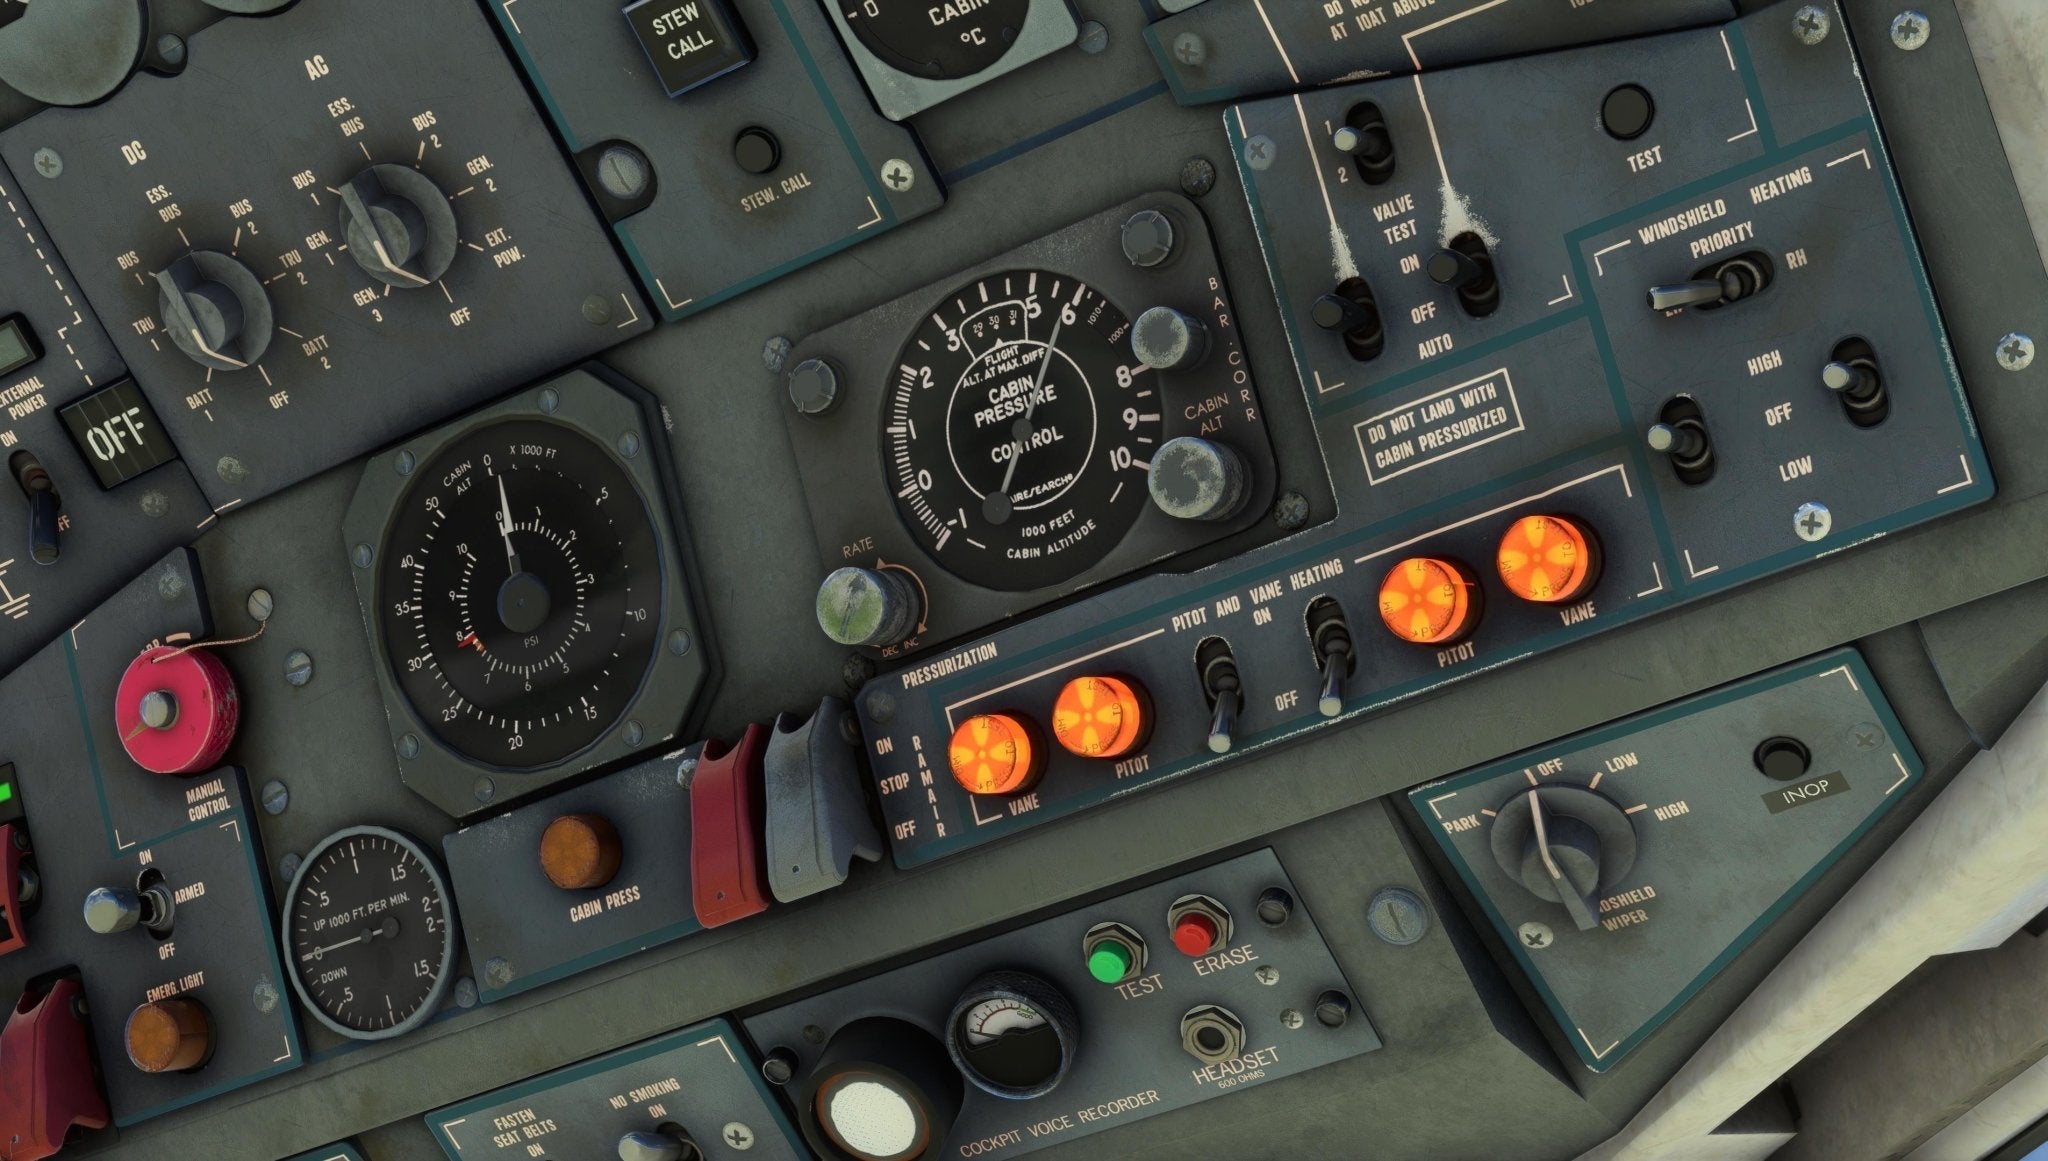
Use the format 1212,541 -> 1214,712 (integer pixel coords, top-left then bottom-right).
691,724 -> 770,929
0,825 -> 26,958
0,977 -> 111,1161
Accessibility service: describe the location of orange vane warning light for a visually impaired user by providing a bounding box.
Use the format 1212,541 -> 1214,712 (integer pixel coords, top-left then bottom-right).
1378,556 -> 1481,645
1496,514 -> 1602,604
1052,675 -> 1152,759
949,712 -> 1044,796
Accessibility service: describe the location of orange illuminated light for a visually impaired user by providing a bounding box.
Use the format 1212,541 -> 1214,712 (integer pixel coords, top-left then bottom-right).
1497,514 -> 1601,604
1052,675 -> 1152,759
948,712 -> 1043,796
1378,557 -> 1481,645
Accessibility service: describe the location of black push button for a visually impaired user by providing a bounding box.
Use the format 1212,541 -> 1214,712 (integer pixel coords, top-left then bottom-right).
733,127 -> 781,175
624,0 -> 755,98
1601,84 -> 1655,141
0,315 -> 41,380
58,379 -> 177,490
1753,736 -> 1812,782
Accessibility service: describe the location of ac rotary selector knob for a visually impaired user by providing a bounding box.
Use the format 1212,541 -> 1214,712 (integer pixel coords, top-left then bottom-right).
338,164 -> 459,288
1488,785 -> 1637,932
156,252 -> 273,371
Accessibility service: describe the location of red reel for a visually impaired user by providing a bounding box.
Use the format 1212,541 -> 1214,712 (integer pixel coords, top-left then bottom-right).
115,645 -> 240,776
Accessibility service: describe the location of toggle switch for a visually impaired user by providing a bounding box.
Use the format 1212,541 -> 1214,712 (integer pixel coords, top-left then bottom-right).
1196,638 -> 1243,754
83,880 -> 175,938
1429,234 -> 1500,318
1131,305 -> 1209,372
1311,279 -> 1385,361
9,452 -> 59,565
123,997 -> 213,1074
1333,101 -> 1396,185
618,1127 -> 701,1161
1647,251 -> 1773,313
1824,338 -> 1889,427
1647,398 -> 1716,486
1304,597 -> 1354,718
1646,280 -> 1726,312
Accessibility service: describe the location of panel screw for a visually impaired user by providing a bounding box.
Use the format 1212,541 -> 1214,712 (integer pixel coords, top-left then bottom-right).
761,335 -> 793,374
453,978 -> 479,1008
1254,965 -> 1279,986
675,757 -> 698,788
400,733 -> 420,759
1279,1008 -> 1304,1030
1078,20 -> 1108,54
1794,500 -> 1832,542
802,1023 -> 827,1044
260,780 -> 289,815
283,650 -> 314,687
1891,10 -> 1930,50
1242,134 -> 1276,172
1793,5 -> 1831,44
843,653 -> 878,690
140,489 -> 169,518
217,456 -> 249,485
473,774 -> 494,801
1179,157 -> 1216,198
723,1123 -> 756,1151
1850,721 -> 1881,750
1518,921 -> 1554,949
154,34 -> 187,69
581,294 -> 612,325
352,543 -> 373,569
865,690 -> 895,724
245,588 -> 274,623
595,143 -> 652,200
1366,886 -> 1430,945
618,432 -> 640,459
667,630 -> 691,656
395,450 -> 415,476
1273,490 -> 1310,530
1173,32 -> 1206,67
880,159 -> 916,193
252,978 -> 278,1014
279,852 -> 302,881
1998,332 -> 2035,371
483,957 -> 515,988
31,148 -> 60,179
623,719 -> 644,746
538,387 -> 560,413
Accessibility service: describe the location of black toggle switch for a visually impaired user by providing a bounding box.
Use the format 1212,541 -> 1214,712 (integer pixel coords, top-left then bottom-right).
1333,101 -> 1396,185
1196,638 -> 1243,754
1430,233 -> 1500,317
1305,597 -> 1354,718
10,451 -> 59,565
1646,399 -> 1715,486
1312,278 -> 1385,361
1648,251 -> 1774,314
1824,338 -> 1889,427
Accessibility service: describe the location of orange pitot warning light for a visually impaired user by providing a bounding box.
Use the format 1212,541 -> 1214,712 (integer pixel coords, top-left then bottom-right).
1496,514 -> 1601,604
948,712 -> 1043,796
1052,675 -> 1152,759
1378,557 -> 1481,645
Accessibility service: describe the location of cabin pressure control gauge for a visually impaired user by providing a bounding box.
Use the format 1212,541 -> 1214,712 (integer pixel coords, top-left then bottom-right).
344,369 -> 712,819
283,826 -> 456,1041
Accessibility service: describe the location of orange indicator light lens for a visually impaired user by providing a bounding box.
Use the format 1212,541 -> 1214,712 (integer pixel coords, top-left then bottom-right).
948,712 -> 1043,796
1496,514 -> 1601,604
1052,675 -> 1152,759
1378,556 -> 1481,644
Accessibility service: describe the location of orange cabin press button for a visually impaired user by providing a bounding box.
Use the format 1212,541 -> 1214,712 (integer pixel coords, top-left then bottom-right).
949,712 -> 1044,796
1378,556 -> 1482,645
1496,514 -> 1602,604
1051,675 -> 1152,760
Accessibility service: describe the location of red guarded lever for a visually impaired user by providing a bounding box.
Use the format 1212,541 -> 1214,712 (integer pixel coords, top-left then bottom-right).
0,825 -> 26,957
0,977 -> 111,1161
690,724 -> 771,929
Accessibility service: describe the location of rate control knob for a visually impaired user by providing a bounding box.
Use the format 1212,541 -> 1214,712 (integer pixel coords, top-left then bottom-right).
618,1128 -> 701,1161
338,164 -> 459,287
817,566 -> 923,649
156,252 -> 272,371
1488,786 -> 1637,932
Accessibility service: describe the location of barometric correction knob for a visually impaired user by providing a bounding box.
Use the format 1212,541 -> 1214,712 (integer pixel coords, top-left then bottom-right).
115,645 -> 240,776
1052,675 -> 1151,759
1488,785 -> 1638,932
1496,514 -> 1601,605
1131,306 -> 1209,372
1378,557 -> 1482,646
948,712 -> 1043,796
946,971 -> 1079,1101
618,1129 -> 701,1161
156,251 -> 273,371
1148,436 -> 1248,522
124,998 -> 212,1074
817,566 -> 922,649
539,813 -> 623,891
800,1018 -> 963,1161
338,164 -> 459,287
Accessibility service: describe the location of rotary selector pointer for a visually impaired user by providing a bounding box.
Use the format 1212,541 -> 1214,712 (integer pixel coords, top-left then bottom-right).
156,251 -> 273,371
338,164 -> 459,287
1488,785 -> 1637,932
